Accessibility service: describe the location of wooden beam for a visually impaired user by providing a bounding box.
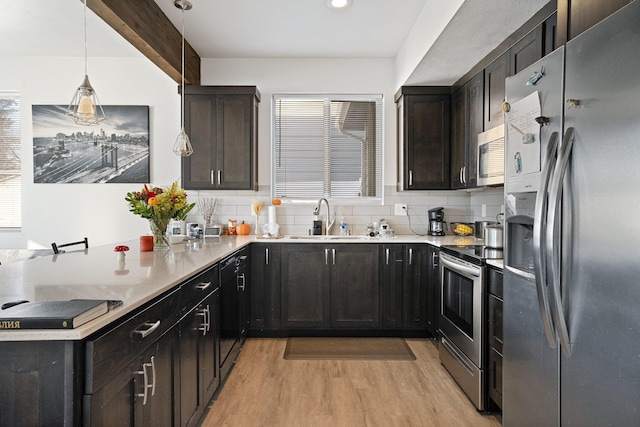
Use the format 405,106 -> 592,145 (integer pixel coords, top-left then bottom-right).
86,0 -> 200,85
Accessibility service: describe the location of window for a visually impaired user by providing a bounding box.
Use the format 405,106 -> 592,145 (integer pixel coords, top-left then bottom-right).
272,94 -> 383,203
0,92 -> 21,228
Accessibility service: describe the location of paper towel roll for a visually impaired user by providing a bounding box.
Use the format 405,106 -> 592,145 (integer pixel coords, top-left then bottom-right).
268,205 -> 277,224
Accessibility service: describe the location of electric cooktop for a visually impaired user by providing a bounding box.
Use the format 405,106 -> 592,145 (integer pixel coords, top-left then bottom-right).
440,244 -> 503,265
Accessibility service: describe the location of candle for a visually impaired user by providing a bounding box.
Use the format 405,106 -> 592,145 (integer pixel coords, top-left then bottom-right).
140,235 -> 154,252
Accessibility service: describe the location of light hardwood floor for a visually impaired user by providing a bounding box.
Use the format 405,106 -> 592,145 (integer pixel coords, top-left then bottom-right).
201,338 -> 501,427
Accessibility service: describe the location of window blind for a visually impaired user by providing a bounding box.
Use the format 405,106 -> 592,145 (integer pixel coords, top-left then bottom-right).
0,92 -> 21,228
272,94 -> 383,202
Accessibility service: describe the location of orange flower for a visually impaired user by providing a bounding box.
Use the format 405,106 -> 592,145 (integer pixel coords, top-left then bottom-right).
148,196 -> 158,206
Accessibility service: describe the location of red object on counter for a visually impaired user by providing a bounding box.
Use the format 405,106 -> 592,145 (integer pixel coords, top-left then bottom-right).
140,236 -> 153,252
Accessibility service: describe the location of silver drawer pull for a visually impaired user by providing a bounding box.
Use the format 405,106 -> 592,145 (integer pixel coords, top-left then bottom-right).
195,281 -> 212,290
133,320 -> 161,339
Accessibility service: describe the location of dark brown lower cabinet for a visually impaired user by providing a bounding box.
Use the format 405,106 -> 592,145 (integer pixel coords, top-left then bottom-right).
280,244 -> 380,329
179,289 -> 220,427
380,244 -> 431,332
88,329 -> 179,427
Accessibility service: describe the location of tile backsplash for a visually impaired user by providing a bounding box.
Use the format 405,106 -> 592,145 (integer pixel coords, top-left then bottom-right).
186,186 -> 504,236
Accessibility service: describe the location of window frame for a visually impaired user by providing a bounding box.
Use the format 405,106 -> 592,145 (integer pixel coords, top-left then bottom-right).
270,93 -> 384,205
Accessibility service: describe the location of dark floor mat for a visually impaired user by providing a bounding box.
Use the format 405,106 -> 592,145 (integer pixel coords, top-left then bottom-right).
283,337 -> 416,360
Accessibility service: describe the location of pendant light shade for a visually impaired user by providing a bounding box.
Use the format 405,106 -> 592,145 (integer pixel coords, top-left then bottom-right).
66,0 -> 105,126
173,0 -> 193,157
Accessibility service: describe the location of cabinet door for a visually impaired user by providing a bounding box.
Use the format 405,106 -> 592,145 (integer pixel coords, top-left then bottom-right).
138,330 -> 179,427
214,95 -> 255,189
510,26 -> 544,76
179,290 -> 219,427
401,94 -> 451,190
543,12 -> 557,57
452,72 -> 483,189
450,86 -> 467,189
89,330 -> 178,427
250,244 -> 281,330
484,52 -> 509,130
466,71 -> 483,189
182,94 -> 215,189
330,245 -> 380,328
281,244 -> 331,328
380,245 -> 404,328
403,245 -> 428,329
426,246 -> 440,335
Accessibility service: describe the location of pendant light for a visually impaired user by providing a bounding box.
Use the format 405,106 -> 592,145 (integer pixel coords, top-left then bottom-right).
173,0 -> 194,157
66,0 -> 106,126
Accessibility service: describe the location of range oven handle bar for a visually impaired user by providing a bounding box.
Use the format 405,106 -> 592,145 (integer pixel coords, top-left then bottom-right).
440,253 -> 481,278
546,127 -> 575,357
532,131 -> 559,348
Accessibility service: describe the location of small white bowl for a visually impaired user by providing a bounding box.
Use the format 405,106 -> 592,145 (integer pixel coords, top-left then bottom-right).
168,234 -> 187,245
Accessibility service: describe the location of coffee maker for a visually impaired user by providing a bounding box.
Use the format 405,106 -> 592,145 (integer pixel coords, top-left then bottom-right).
428,207 -> 446,236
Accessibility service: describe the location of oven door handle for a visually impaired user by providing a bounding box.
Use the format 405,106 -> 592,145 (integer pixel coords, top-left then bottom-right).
440,255 -> 481,277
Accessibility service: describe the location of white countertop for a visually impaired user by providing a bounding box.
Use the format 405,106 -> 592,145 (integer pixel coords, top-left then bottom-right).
0,233 -> 498,341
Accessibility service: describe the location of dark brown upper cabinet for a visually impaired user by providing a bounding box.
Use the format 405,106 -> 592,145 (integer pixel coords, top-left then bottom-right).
483,51 -> 509,131
451,71 -> 483,189
396,87 -> 451,190
181,86 -> 260,190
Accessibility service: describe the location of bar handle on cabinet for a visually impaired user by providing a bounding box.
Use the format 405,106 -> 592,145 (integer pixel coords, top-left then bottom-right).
546,127 -> 575,357
210,170 -> 215,186
217,170 -> 222,186
237,273 -> 246,291
408,248 -> 413,265
265,247 -> 269,265
532,131 -> 559,348
133,320 -> 161,339
150,356 -> 156,397
408,170 -> 413,186
134,361 -> 152,405
325,248 -> 329,265
332,249 -> 336,265
386,248 -> 390,265
195,281 -> 212,291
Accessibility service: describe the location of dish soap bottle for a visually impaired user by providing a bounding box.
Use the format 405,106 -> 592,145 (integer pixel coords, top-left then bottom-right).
340,216 -> 347,235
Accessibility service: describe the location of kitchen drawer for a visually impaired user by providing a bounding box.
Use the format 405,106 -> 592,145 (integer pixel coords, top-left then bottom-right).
180,264 -> 219,315
85,288 -> 181,393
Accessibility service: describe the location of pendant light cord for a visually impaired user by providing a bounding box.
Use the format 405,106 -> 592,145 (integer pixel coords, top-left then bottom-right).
181,6 -> 185,130
83,0 -> 88,76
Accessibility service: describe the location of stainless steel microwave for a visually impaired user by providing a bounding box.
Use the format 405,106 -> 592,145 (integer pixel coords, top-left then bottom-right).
477,125 -> 505,186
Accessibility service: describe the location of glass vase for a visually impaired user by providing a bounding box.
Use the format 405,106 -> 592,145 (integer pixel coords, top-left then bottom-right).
149,218 -> 170,249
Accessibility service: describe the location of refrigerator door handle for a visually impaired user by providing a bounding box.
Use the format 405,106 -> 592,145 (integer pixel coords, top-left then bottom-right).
533,131 -> 560,348
546,127 -> 575,357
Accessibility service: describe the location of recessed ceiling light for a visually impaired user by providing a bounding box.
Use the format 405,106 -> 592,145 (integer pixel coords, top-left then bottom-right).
327,0 -> 351,9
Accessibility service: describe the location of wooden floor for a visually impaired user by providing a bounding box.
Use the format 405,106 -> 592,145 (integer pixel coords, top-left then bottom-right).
201,338 -> 501,427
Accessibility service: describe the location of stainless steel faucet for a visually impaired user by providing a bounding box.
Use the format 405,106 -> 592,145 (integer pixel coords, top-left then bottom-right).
313,198 -> 335,235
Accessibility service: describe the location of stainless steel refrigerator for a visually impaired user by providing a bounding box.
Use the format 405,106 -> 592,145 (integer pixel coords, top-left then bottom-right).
503,2 -> 640,425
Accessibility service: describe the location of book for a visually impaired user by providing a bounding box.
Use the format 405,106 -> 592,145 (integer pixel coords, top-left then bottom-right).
0,299 -> 109,330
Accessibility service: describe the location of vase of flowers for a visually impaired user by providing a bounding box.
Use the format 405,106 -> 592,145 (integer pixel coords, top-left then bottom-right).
125,181 -> 195,249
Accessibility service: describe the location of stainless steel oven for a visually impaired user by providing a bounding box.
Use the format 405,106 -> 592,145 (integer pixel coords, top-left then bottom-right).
438,250 -> 486,410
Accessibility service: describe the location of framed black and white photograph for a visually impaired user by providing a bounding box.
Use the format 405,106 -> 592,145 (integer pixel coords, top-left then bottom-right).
32,105 -> 150,183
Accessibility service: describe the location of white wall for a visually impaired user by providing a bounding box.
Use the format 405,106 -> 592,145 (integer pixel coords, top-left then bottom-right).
0,55 -> 182,249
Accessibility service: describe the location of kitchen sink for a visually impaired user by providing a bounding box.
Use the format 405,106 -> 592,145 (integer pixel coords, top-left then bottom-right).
288,235 -> 372,241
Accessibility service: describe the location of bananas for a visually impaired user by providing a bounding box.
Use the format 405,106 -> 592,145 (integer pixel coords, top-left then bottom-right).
453,223 -> 473,236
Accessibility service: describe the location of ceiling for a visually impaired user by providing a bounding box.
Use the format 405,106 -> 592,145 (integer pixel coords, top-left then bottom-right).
0,0 -> 551,86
